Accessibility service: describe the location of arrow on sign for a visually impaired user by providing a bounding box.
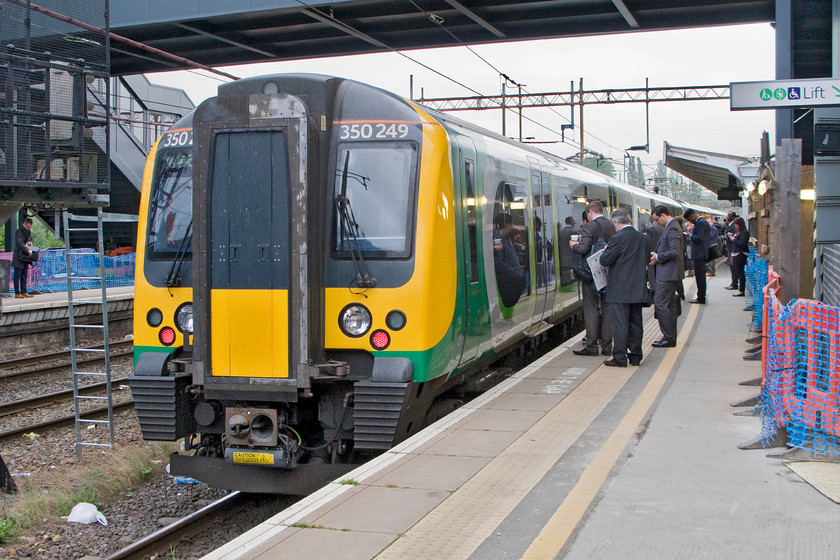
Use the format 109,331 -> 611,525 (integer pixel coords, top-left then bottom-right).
834,85 -> 840,97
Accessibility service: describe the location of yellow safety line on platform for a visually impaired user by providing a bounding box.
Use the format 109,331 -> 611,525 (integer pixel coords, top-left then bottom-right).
521,302 -> 700,560
375,355 -> 634,559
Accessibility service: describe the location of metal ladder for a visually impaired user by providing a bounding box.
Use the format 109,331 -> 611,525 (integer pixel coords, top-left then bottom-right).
62,208 -> 114,456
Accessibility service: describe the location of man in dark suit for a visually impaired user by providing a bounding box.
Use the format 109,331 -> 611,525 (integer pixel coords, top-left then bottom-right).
570,200 -> 616,357
599,208 -> 651,367
724,212 -> 738,290
644,214 -> 665,294
649,206 -> 682,347
683,208 -> 710,304
569,200 -> 615,356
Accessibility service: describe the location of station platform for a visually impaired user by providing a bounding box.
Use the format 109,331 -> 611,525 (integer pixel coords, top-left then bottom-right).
0,286 -> 134,346
203,271 -> 840,560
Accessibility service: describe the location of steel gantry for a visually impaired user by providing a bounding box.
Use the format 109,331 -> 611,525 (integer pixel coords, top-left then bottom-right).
415,82 -> 731,112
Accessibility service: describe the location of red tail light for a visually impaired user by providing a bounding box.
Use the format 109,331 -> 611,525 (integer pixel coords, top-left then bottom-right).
370,329 -> 390,350
159,326 -> 177,346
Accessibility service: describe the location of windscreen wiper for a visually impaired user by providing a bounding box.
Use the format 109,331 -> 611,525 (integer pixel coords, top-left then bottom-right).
336,152 -> 375,289
164,219 -> 192,288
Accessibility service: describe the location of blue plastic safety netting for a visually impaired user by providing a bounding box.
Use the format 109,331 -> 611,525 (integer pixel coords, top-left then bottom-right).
744,247 -> 769,332
1,249 -> 135,293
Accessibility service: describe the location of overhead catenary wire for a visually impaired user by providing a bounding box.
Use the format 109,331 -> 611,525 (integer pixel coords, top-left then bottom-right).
292,0 -> 589,153
401,1 -> 637,160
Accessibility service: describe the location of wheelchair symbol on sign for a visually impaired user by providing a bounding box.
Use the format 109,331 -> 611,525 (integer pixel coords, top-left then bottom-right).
788,87 -> 801,100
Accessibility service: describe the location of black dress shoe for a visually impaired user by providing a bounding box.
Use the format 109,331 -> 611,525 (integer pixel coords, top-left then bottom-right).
573,347 -> 599,356
733,292 -> 745,297
601,347 -> 612,356
652,340 -> 676,348
724,285 -> 737,290
603,358 -> 628,367
689,298 -> 706,304
629,358 -> 642,366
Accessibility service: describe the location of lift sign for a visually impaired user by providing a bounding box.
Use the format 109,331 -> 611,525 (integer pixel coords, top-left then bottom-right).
731,78 -> 840,110
232,451 -> 275,465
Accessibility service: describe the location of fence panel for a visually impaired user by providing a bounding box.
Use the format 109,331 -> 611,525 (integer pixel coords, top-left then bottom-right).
0,250 -> 135,293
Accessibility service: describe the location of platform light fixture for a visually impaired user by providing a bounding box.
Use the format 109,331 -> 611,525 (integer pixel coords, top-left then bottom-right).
745,182 -> 756,193
758,180 -> 769,196
801,189 -> 816,200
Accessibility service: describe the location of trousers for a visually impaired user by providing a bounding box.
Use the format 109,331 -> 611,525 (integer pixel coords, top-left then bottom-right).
582,281 -> 611,352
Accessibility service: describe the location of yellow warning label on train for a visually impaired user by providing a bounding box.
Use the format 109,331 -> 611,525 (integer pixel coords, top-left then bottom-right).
232,451 -> 274,465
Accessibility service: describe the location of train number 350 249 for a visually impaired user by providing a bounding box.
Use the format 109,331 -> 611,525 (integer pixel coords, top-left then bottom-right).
338,122 -> 410,140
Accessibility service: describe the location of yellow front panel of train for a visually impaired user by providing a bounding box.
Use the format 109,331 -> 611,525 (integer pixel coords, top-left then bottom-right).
211,289 -> 289,378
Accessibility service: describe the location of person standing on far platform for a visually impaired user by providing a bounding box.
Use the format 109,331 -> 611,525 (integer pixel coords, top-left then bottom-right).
724,212 -> 739,290
649,206 -> 682,348
683,208 -> 710,304
599,208 -> 651,367
570,200 -> 616,357
12,217 -> 35,299
728,217 -> 750,297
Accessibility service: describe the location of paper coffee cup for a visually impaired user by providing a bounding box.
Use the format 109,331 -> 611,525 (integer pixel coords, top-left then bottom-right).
571,235 -> 579,242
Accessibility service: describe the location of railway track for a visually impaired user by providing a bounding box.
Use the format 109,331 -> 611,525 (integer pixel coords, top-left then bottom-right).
0,339 -> 134,380
104,492 -> 248,560
0,377 -> 131,417
0,400 -> 135,440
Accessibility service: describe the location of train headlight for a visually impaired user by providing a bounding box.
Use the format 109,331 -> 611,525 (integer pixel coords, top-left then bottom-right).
339,304 -> 372,337
175,303 -> 194,334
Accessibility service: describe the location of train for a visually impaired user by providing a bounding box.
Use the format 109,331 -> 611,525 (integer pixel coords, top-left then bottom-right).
128,74 -> 724,494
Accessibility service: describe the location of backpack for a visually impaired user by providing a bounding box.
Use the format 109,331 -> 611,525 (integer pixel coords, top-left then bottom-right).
705,222 -> 722,262
573,220 -> 606,283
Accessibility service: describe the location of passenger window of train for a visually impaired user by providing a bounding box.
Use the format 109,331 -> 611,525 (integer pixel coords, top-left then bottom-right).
465,161 -> 479,283
147,149 -> 193,259
493,183 -> 528,308
333,143 -> 417,258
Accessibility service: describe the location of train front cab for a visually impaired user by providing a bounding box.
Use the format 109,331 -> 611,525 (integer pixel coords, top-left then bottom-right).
130,117 -> 197,442
165,77 -> 463,493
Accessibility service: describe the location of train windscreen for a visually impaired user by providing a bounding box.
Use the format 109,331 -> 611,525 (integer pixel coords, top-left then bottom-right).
147,147 -> 193,259
333,142 -> 417,259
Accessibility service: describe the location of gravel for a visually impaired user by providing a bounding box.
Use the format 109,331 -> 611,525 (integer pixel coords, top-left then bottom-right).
0,344 -> 296,559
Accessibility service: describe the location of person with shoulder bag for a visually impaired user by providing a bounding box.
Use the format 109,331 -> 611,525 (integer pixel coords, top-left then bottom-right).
569,200 -> 616,357
12,217 -> 35,299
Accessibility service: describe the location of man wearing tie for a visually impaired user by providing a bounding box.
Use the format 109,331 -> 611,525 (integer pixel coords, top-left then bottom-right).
649,206 -> 683,348
599,208 -> 651,367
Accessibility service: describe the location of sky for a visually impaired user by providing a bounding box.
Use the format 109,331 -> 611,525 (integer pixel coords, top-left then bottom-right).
146,22 -> 777,180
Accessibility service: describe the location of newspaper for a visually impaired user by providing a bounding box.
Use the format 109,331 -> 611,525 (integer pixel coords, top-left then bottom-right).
587,248 -> 608,291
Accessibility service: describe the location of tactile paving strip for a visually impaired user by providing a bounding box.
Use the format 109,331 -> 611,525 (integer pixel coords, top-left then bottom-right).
374,364 -> 634,560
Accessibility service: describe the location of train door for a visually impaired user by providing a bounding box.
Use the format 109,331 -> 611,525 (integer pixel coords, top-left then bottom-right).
455,136 -> 483,365
209,130 -> 291,378
530,166 -> 555,323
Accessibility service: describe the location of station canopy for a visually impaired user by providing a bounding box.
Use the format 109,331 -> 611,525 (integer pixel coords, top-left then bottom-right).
664,142 -> 760,201
109,0 -> 775,75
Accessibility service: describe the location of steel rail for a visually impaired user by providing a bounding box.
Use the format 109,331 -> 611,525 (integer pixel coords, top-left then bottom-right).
103,492 -> 248,560
0,400 -> 134,440
0,377 -> 131,417
0,340 -> 133,380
